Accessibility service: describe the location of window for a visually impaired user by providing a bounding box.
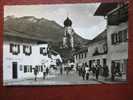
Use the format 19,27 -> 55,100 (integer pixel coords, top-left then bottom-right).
24,65 -> 27,73
27,65 -> 30,72
20,65 -> 23,71
123,29 -> 128,41
23,45 -> 32,56
30,65 -> 32,72
40,47 -> 47,56
10,43 -> 20,55
111,29 -> 128,45
118,31 -> 123,43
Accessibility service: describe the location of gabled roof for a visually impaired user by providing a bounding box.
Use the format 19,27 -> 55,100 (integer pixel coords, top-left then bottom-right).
86,30 -> 107,45
92,30 -> 107,42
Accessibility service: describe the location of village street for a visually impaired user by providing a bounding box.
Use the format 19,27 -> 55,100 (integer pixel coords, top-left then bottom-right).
4,71 -> 104,86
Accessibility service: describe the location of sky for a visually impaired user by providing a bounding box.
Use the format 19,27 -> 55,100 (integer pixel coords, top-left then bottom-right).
4,3 -> 107,40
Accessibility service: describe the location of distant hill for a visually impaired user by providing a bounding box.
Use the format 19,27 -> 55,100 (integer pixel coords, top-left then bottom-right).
4,16 -> 89,45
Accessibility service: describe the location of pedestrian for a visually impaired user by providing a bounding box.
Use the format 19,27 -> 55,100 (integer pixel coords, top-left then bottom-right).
43,66 -> 47,80
115,63 -> 122,77
103,64 -> 109,80
95,63 -> 101,80
85,63 -> 90,80
46,67 -> 49,75
34,66 -> 38,81
60,66 -> 63,75
111,61 -> 116,81
78,66 -> 82,76
81,64 -> 85,80
92,61 -> 96,78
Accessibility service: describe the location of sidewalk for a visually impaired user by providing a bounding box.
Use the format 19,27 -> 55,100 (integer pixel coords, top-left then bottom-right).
3,71 -> 127,86
3,74 -> 57,86
93,76 -> 127,84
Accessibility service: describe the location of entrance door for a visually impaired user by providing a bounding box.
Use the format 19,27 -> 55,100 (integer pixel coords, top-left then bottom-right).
12,62 -> 18,79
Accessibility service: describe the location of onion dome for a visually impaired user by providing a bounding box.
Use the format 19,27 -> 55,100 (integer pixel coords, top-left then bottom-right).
64,17 -> 72,27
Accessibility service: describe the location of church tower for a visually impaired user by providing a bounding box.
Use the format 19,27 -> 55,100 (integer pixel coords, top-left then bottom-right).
63,17 -> 74,49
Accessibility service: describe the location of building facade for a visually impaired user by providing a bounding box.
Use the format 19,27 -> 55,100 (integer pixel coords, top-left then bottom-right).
95,3 -> 128,80
3,33 -> 62,83
87,30 -> 108,70
74,47 -> 88,67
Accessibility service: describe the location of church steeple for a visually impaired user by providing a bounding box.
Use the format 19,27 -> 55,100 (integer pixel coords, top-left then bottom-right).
64,17 -> 72,27
62,17 -> 74,49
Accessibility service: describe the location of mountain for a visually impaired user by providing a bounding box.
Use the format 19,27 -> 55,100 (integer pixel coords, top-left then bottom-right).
4,16 -> 89,44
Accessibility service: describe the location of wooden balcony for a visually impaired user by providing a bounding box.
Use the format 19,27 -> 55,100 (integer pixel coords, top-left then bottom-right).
108,4 -> 128,25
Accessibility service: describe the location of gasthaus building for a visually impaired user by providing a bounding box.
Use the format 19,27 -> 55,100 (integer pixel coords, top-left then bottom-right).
87,30 -> 108,73
94,3 -> 128,80
3,31 -> 62,84
74,30 -> 108,76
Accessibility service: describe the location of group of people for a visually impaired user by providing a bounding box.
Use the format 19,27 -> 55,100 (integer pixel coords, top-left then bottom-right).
77,62 -> 109,81
111,61 -> 122,81
33,66 -> 49,81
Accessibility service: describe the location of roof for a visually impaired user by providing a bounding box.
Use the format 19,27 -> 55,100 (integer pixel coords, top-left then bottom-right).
86,30 -> 107,45
74,47 -> 88,55
92,30 -> 107,42
4,31 -> 47,43
94,3 -> 118,16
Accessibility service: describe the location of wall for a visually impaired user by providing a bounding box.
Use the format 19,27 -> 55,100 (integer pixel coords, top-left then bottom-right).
107,22 -> 128,78
3,39 -> 51,82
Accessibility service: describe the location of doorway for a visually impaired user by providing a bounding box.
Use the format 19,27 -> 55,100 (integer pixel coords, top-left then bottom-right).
12,62 -> 18,79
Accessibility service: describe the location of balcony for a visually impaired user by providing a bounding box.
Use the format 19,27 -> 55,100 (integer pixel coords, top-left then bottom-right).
108,4 -> 128,25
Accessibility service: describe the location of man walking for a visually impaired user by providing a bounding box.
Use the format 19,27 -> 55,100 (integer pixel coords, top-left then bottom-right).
34,66 -> 38,81
81,64 -> 85,80
85,63 -> 90,80
95,62 -> 101,80
43,66 -> 47,80
111,61 -> 116,81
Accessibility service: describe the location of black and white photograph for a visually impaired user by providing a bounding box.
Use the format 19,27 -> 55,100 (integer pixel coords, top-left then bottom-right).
3,2 -> 128,86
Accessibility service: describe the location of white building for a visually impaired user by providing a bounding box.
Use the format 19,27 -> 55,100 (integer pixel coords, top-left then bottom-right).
3,31 -> 62,84
87,30 -> 108,69
74,47 -> 88,67
95,3 -> 128,80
